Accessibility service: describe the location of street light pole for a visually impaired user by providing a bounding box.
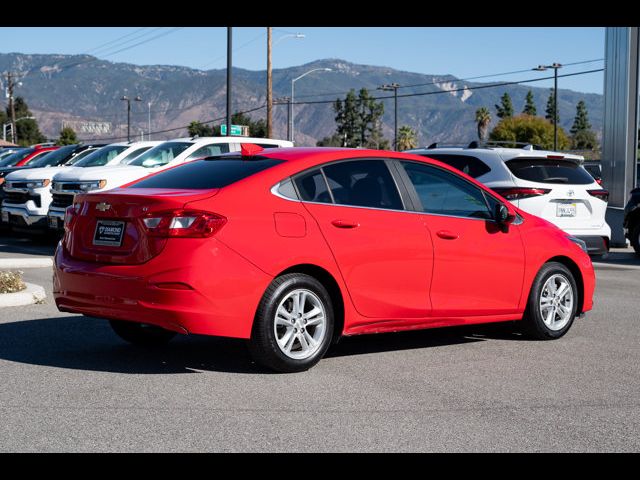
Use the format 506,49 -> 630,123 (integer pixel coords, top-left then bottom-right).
121,95 -> 142,142
290,67 -> 331,143
148,102 -> 151,140
533,62 -> 562,150
378,83 -> 400,150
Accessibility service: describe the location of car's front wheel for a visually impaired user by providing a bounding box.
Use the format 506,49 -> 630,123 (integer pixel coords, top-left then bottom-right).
521,262 -> 578,339
109,320 -> 176,346
249,273 -> 334,373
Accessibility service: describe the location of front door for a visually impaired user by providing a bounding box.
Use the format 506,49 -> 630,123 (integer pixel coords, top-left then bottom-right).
398,160 -> 525,317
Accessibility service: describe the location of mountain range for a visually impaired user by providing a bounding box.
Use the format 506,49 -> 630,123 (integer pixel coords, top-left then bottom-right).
0,53 -> 603,147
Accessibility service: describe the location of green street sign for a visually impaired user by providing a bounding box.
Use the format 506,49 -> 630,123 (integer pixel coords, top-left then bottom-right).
220,124 -> 247,136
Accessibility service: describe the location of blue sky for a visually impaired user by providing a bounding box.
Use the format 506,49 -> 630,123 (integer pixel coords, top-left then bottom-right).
0,27 -> 605,94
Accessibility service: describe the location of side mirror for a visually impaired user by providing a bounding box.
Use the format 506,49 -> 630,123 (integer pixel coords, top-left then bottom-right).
495,203 -> 516,225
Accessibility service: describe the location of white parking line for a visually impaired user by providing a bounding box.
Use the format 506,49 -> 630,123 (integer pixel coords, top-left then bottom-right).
593,262 -> 640,270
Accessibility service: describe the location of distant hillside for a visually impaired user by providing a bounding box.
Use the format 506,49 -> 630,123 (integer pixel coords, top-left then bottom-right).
0,53 -> 603,147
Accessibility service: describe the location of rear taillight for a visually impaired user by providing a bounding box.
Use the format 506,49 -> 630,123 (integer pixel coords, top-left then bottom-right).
64,203 -> 81,231
141,209 -> 226,238
492,187 -> 551,200
587,189 -> 609,202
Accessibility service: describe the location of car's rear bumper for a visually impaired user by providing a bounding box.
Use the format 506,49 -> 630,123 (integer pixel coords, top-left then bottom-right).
575,235 -> 609,255
53,238 -> 273,339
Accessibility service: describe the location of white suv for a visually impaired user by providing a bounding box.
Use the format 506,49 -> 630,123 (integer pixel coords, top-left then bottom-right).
48,136 -> 294,229
406,143 -> 611,255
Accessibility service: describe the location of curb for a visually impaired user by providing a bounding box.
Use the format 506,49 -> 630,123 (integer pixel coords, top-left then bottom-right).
593,262 -> 640,271
0,258 -> 53,269
0,282 -> 46,307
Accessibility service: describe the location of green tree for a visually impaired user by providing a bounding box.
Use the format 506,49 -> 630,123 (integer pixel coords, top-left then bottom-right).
495,92 -> 514,119
523,90 -> 537,116
545,89 -> 559,125
570,100 -> 598,150
6,97 -> 46,146
316,133 -> 344,147
56,126 -> 78,146
489,114 -> 570,150
475,107 -> 491,141
397,126 -> 417,151
188,121 -> 213,137
334,88 -> 387,148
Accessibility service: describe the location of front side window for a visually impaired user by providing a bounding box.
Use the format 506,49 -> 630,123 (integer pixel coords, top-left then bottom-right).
128,142 -> 193,168
73,145 -> 129,168
401,161 -> 492,219
119,146 -> 153,164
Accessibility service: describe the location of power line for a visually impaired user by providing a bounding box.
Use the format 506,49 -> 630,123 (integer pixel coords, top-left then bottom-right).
282,68 -> 605,106
199,30 -> 267,70
81,27 -> 152,56
293,58 -> 605,101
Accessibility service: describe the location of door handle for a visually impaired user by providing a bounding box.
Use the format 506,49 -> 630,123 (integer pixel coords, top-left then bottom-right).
436,230 -> 459,240
331,219 -> 360,229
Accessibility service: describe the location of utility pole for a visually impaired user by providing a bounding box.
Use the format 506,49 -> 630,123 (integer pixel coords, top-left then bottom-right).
267,27 -> 273,138
378,83 -> 400,150
5,72 -> 17,144
226,27 -> 232,137
121,95 -> 142,142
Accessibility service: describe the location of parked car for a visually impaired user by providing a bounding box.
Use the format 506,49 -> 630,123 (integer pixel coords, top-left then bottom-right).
406,143 -> 611,256
582,161 -> 602,185
0,145 -> 60,168
0,147 -> 26,162
54,145 -> 594,373
2,142 -> 153,232
48,136 -> 293,229
623,186 -> 640,255
0,144 -> 107,231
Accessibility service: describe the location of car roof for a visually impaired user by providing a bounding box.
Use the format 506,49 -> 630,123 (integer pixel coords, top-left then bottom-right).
408,145 -> 584,162
168,136 -> 292,145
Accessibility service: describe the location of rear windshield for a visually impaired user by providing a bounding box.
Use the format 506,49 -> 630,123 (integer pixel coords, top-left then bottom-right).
73,145 -> 129,167
128,142 -> 192,168
130,158 -> 283,189
0,148 -> 35,167
28,145 -> 78,167
506,158 -> 594,185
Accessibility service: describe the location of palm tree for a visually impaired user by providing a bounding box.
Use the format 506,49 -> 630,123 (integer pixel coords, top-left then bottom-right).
475,107 -> 491,141
397,125 -> 417,151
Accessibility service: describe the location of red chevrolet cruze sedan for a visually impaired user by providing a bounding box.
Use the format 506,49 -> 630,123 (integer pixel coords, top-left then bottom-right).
54,146 -> 595,372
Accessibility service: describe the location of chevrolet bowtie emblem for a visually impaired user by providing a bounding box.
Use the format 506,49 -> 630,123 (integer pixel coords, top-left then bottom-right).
96,202 -> 111,212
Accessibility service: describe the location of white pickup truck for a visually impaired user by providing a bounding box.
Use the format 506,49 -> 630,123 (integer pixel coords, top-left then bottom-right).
48,136 -> 293,230
2,141 -> 159,232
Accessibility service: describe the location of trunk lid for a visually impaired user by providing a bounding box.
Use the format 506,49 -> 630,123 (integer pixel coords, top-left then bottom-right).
65,188 -> 218,264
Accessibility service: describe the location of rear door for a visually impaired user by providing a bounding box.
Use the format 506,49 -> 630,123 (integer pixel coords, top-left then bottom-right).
397,160 -> 525,316
294,159 -> 433,319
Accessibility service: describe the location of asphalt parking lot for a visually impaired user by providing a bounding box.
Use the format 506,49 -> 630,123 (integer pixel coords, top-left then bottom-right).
1,231 -> 639,452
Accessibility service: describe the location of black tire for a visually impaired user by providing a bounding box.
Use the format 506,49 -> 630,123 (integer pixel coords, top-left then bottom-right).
520,262 -> 578,340
249,273 -> 334,373
631,223 -> 640,256
109,320 -> 176,346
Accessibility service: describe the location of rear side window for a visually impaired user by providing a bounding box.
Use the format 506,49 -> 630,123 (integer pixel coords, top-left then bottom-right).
186,144 -> 231,160
506,158 -> 594,185
295,170 -> 333,203
422,154 -> 491,178
119,146 -> 153,164
130,158 -> 283,189
322,160 -> 403,210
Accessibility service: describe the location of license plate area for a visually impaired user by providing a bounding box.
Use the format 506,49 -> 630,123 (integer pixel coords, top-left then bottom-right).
1,210 -> 8,223
556,202 -> 577,217
48,216 -> 59,229
93,220 -> 126,246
